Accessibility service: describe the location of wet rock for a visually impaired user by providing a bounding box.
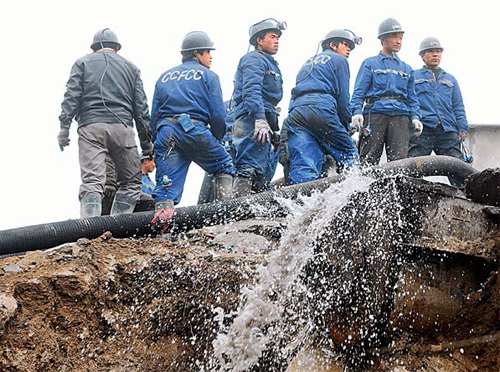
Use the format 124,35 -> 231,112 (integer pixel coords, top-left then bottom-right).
0,294 -> 17,330
286,345 -> 344,371
466,168 -> 500,206
2,263 -> 23,273
211,231 -> 271,253
76,238 -> 91,246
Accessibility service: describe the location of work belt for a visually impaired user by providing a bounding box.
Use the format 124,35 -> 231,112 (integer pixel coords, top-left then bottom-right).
294,91 -> 330,99
163,116 -> 203,124
366,95 -> 406,105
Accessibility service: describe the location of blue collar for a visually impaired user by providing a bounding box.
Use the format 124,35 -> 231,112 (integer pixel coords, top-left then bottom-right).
423,66 -> 445,75
255,50 -> 278,65
183,59 -> 203,67
378,51 -> 400,61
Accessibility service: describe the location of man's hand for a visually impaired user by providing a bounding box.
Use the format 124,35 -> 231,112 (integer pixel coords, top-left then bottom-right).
104,185 -> 116,199
58,127 -> 70,151
459,131 -> 468,141
351,114 -> 364,132
412,119 -> 423,137
141,142 -> 154,157
151,200 -> 175,234
271,131 -> 280,152
252,119 -> 271,144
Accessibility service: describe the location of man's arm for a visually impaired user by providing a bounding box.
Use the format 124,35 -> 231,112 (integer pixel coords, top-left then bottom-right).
350,60 -> 371,116
336,57 -> 352,128
133,70 -> 153,153
59,61 -> 84,128
451,77 -> 468,133
207,72 -> 226,140
149,82 -> 162,142
406,67 -> 421,122
241,54 -> 266,119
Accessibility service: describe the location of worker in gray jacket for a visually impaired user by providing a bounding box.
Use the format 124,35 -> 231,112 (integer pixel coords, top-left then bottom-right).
58,28 -> 153,218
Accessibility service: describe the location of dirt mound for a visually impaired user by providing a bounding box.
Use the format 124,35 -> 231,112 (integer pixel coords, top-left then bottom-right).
0,231 -> 265,371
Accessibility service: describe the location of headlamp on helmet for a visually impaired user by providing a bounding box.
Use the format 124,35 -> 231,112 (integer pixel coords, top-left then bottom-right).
321,29 -> 362,50
249,18 -> 286,46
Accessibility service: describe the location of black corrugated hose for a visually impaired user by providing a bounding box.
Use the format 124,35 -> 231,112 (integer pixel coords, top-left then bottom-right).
0,156 -> 477,256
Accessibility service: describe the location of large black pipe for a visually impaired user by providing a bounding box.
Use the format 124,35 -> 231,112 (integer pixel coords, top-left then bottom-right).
0,156 -> 477,256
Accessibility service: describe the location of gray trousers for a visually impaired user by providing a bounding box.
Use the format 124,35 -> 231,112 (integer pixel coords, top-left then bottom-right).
359,113 -> 410,166
78,123 -> 141,201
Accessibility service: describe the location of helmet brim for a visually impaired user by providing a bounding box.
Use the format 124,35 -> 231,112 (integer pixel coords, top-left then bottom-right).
249,28 -> 282,46
180,46 -> 216,52
322,38 -> 355,50
378,30 -> 405,39
419,47 -> 444,56
91,42 -> 122,51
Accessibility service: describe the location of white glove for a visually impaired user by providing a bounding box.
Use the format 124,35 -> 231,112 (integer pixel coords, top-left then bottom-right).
351,114 -> 364,132
252,119 -> 271,144
412,119 -> 423,137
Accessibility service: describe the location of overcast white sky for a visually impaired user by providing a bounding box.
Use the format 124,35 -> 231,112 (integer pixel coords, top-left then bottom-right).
0,0 -> 498,230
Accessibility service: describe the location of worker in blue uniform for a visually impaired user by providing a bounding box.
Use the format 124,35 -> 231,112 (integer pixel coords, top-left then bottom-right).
409,36 -> 469,186
351,18 -> 423,166
149,31 -> 234,231
285,29 -> 361,185
231,18 -> 286,197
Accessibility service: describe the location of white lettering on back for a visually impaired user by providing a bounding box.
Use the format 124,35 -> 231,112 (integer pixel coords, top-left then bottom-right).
161,69 -> 204,83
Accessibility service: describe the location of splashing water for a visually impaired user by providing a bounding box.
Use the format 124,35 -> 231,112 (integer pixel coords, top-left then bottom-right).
212,169 -> 376,371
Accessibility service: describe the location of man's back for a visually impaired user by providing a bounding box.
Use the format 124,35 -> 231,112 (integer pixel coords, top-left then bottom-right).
150,59 -> 224,129
57,29 -> 153,218
59,50 -> 145,127
290,50 -> 351,125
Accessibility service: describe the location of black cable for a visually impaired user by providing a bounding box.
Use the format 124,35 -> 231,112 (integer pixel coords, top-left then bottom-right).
98,29 -> 127,126
295,40 -> 323,85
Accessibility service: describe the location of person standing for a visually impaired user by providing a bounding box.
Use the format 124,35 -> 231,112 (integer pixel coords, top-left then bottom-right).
351,18 -> 422,166
408,37 -> 469,186
285,29 -> 361,185
149,31 -> 234,231
58,28 -> 153,218
231,18 -> 286,197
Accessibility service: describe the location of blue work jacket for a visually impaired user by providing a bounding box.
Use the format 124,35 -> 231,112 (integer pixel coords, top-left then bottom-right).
232,50 -> 283,129
351,52 -> 420,120
290,50 -> 351,128
412,67 -> 468,133
150,59 -> 226,140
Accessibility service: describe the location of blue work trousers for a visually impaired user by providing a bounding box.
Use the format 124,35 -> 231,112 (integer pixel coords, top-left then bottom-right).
265,147 -> 279,189
153,121 -> 234,204
408,125 -> 463,187
286,105 -> 359,185
408,125 -> 461,159
233,113 -> 274,191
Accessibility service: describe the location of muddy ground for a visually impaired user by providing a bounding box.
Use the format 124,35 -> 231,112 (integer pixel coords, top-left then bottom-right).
0,214 -> 499,371
0,225 -> 268,372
